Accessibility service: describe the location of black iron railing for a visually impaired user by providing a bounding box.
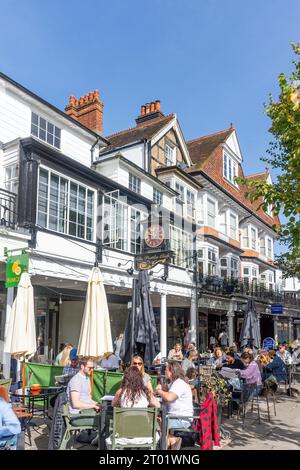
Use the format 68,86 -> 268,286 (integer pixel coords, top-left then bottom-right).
0,188 -> 17,229
199,275 -> 300,307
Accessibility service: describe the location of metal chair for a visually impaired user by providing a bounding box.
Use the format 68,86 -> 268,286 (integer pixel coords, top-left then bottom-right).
231,382 -> 261,428
59,404 -> 98,450
110,407 -> 158,450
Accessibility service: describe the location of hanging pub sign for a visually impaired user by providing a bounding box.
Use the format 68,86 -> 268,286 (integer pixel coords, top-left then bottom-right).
135,214 -> 173,270
6,253 -> 29,287
135,250 -> 173,271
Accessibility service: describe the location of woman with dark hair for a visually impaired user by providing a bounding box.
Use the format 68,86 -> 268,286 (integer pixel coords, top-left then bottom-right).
112,366 -> 160,408
155,361 -> 193,450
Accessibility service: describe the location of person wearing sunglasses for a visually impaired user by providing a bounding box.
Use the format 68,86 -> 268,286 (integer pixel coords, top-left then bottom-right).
130,355 -> 154,394
67,358 -> 100,415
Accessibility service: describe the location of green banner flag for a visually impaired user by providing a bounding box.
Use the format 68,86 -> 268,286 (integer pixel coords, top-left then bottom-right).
6,253 -> 29,287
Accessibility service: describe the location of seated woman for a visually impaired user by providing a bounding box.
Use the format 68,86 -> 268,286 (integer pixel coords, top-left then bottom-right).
264,350 -> 287,383
207,347 -> 224,367
108,367 -> 160,448
156,360 -> 193,450
168,343 -> 183,362
130,355 -> 154,393
112,366 -> 160,408
237,352 -> 262,395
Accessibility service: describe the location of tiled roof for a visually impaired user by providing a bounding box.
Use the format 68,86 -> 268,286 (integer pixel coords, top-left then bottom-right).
187,127 -> 234,169
187,128 -> 280,230
102,114 -> 175,153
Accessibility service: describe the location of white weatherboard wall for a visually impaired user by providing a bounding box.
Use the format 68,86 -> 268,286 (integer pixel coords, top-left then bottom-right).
0,77 -> 99,167
98,144 -> 144,168
0,85 -> 30,142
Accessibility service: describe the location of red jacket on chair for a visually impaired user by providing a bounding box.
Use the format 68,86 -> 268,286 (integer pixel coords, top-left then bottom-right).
193,392 -> 220,450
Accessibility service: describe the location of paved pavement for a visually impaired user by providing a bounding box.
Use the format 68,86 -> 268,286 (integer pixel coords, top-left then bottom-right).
25,385 -> 300,451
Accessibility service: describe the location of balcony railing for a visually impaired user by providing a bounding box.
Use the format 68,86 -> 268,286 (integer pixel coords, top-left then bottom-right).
199,275 -> 300,307
0,188 -> 17,229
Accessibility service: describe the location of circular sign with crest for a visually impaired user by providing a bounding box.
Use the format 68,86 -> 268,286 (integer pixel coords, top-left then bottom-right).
144,224 -> 165,249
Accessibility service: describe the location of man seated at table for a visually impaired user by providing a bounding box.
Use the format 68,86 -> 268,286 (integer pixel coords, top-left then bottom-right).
67,358 -> 100,416
63,348 -> 80,378
97,352 -> 120,371
220,351 -> 245,370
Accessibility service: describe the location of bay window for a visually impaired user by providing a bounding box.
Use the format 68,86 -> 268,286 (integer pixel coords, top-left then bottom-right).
207,198 -> 216,227
37,168 -> 95,241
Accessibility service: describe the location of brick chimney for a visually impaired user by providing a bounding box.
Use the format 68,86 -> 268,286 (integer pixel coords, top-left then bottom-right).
135,100 -> 164,125
65,90 -> 103,134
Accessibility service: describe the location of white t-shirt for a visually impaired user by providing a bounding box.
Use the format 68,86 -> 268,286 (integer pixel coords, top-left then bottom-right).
167,379 -> 193,418
120,391 -> 149,408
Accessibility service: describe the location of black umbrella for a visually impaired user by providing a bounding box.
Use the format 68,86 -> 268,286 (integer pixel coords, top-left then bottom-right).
239,298 -> 261,351
120,271 -> 160,368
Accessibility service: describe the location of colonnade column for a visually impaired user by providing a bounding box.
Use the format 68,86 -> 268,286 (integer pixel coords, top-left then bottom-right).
160,293 -> 167,359
226,310 -> 235,347
3,287 -> 14,379
273,316 -> 278,345
190,288 -> 197,346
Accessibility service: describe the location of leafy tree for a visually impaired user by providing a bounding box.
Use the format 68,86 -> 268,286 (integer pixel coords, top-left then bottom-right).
236,43 -> 300,278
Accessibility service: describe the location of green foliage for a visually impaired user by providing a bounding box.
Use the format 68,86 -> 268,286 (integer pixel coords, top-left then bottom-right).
235,43 -> 300,277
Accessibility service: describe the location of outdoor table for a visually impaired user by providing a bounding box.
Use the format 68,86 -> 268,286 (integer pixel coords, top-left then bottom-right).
11,386 -> 64,420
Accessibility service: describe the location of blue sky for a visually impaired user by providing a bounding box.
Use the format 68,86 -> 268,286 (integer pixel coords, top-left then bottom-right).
0,0 -> 299,178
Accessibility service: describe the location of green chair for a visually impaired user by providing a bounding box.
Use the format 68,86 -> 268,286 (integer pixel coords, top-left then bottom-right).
0,378 -> 12,392
110,407 -> 158,450
59,404 -> 99,450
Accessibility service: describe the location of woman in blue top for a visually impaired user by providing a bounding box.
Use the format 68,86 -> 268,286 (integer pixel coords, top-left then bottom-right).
0,397 -> 21,448
264,350 -> 287,383
207,347 -> 224,367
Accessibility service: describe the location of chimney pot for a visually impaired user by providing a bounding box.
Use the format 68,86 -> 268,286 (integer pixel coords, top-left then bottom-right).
75,99 -> 79,107
79,96 -> 84,105
155,100 -> 161,111
150,102 -> 155,113
89,91 -> 93,100
145,103 -> 150,114
85,93 -> 89,103
69,95 -> 75,106
94,89 -> 99,100
141,105 -> 146,116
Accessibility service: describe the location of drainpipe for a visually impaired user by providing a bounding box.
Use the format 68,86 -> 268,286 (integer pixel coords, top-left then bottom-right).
90,135 -> 101,167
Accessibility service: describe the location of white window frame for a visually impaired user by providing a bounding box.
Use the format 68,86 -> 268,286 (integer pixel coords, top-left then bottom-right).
250,226 -> 257,250
223,152 -> 238,186
4,163 -> 19,194
165,143 -> 176,166
128,173 -> 141,194
102,192 -> 128,251
186,189 -> 196,219
37,166 -> 96,241
207,198 -> 216,228
153,188 -> 163,205
267,237 -> 273,259
229,212 -> 237,239
31,112 -> 61,149
207,248 -> 217,276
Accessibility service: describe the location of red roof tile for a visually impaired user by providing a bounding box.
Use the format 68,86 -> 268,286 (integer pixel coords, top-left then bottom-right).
187,127 -> 234,169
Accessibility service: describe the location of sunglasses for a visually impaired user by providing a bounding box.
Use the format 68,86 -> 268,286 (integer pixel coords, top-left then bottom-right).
133,362 -> 143,366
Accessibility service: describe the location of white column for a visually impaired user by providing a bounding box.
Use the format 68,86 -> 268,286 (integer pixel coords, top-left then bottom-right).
273,316 -> 278,344
190,289 -> 197,345
3,287 -> 14,379
288,317 -> 293,342
227,310 -> 235,347
160,293 -> 167,359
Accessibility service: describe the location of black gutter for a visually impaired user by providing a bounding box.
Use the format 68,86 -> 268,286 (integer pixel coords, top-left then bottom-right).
191,169 -> 277,231
0,71 -> 109,145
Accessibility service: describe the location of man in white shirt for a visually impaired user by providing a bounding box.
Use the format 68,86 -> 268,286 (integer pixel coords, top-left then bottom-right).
156,360 -> 193,450
67,358 -> 100,415
218,330 -> 228,348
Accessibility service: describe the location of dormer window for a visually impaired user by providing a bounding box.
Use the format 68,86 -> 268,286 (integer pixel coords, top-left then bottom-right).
31,112 -> 61,149
165,143 -> 176,166
223,152 -> 238,186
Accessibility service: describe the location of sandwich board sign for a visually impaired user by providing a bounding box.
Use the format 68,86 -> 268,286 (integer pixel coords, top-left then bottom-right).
262,337 -> 276,351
